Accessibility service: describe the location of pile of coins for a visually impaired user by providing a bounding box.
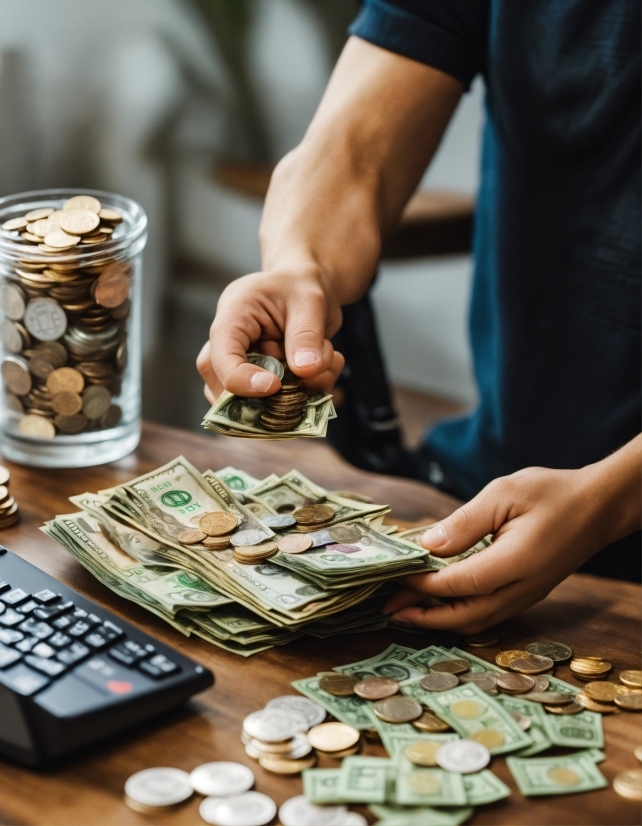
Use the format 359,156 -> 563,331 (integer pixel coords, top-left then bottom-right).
242,697 -> 323,773
570,656 -> 613,681
0,195 -> 129,438
177,511 -> 242,551
260,370 -> 308,433
293,503 -> 336,533
0,464 -> 19,529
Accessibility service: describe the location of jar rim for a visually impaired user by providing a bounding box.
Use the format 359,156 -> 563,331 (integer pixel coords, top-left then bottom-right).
0,187 -> 147,264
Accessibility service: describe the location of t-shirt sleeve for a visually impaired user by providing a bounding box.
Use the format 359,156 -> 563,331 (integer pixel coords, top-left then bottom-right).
348,0 -> 489,90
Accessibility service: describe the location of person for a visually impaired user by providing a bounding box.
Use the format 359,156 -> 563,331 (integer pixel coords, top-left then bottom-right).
197,1 -> 641,633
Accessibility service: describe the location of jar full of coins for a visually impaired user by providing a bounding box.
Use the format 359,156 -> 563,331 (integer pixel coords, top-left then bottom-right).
0,189 -> 146,467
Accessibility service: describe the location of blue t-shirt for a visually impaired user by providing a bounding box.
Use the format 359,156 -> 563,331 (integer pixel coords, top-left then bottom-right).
350,0 -> 641,579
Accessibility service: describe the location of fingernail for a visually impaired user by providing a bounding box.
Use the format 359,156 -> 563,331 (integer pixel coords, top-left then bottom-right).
293,349 -> 319,368
390,616 -> 415,628
249,371 -> 274,392
422,524 -> 447,548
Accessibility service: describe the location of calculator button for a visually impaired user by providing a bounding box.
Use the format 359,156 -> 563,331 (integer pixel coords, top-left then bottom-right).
33,601 -> 74,621
0,662 -> 50,696
0,628 -> 23,645
48,631 -> 72,649
52,614 -> 73,630
1,588 -> 29,606
17,599 -> 39,615
56,642 -> 90,666
16,637 -> 39,653
0,608 -> 24,627
33,589 -> 59,604
68,621 -> 91,638
18,618 -> 53,639
0,580 -> 10,594
108,640 -> 149,667
138,654 -> 179,679
0,642 -> 21,669
25,655 -> 67,678
32,642 -> 55,659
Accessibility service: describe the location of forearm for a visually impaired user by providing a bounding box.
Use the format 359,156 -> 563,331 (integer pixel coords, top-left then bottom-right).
260,37 -> 463,305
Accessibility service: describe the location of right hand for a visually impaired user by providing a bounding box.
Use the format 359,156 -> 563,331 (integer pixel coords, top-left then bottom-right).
196,262 -> 345,404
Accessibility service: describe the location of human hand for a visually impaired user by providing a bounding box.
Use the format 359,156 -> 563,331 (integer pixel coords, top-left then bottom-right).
385,465 -> 622,634
196,263 -> 344,404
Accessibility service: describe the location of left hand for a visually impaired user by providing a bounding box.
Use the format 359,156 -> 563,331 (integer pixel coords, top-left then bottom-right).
385,464 -> 623,634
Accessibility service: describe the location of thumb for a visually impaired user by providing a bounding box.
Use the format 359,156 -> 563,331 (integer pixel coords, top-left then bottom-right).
421,483 -> 504,557
284,290 -> 328,377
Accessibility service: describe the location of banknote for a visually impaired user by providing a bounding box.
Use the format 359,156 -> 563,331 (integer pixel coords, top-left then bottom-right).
337,756 -> 395,804
463,770 -> 511,805
302,769 -> 347,804
494,694 -> 552,757
506,753 -> 608,796
378,727 -> 459,762
213,466 -> 263,493
291,676 -> 373,730
369,804 -> 473,826
395,756 -> 467,807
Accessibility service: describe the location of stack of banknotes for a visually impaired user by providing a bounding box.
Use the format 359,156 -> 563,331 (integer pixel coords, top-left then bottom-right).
42,457 -> 476,656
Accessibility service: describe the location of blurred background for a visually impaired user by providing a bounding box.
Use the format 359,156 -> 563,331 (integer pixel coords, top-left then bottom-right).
0,0 -> 484,450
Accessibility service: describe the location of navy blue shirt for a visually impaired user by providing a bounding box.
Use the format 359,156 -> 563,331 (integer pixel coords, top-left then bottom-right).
351,1 -> 641,579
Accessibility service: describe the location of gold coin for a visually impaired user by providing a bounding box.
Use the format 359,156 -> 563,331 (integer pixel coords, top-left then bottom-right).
614,692 -> 642,712
575,692 -> 619,713
60,209 -> 100,236
470,729 -> 505,749
307,722 -> 360,752
198,511 -> 239,537
544,702 -> 583,715
570,657 -> 612,675
354,676 -> 400,700
406,770 -> 442,795
548,766 -> 580,787
319,673 -> 358,697
404,740 -> 441,767
293,504 -> 335,525
495,650 -> 529,667
412,711 -> 450,733
63,195 -> 101,213
620,670 -> 642,688
450,699 -> 486,720
613,769 -> 642,802
18,414 -> 55,438
430,659 -> 470,675
233,542 -> 278,564
508,655 -> 554,675
47,367 -> 84,395
43,230 -> 80,249
634,745 -> 642,763
177,529 -> 207,545
258,752 -> 316,774
315,743 -> 362,759
202,535 -> 232,550
25,207 -> 54,221
277,534 -> 313,554
583,681 -> 627,703
3,216 -> 28,231
26,219 -> 55,237
373,696 -> 423,724
51,391 -> 82,416
99,207 -> 123,223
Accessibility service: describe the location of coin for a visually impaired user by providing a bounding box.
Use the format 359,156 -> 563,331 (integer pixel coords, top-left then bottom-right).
198,511 -> 238,537
509,711 -> 532,730
260,514 -> 296,530
277,534 -> 313,554
202,535 -> 232,550
189,762 -> 254,796
43,230 -> 80,249
614,769 -> 642,802
51,391 -> 82,416
470,728 -> 506,750
63,195 -> 102,213
584,681 -> 628,703
279,796 -> 349,826
2,356 -> 31,395
319,673 -> 358,696
497,673 -> 535,694
2,216 -> 28,231
177,529 -> 207,545
24,298 -> 67,341
95,262 -> 130,308
233,542 -> 278,563
405,740 -> 442,767
1,284 -> 25,321
570,657 -> 612,676
412,711 -> 450,732
450,699 -> 486,720
509,655 -> 554,675
548,766 -> 580,787
307,722 -> 360,752
328,524 -> 362,543
124,767 -> 193,807
99,207 -> 123,222
265,696 -> 326,728
495,650 -> 529,667
60,209 -> 100,236
25,208 -> 54,221
258,752 -> 316,774
247,353 -> 285,380
315,742 -> 361,759
466,632 -> 499,648
575,692 -> 619,713
436,739 -> 490,773
531,675 -> 550,692
544,702 -> 583,714
243,709 -> 305,742
420,672 -> 459,692
19,413 -> 55,438
614,692 -> 642,711
0,467 -> 10,486
199,792 -> 277,826
46,367 -> 84,394
524,641 -> 572,662
635,745 -> 642,763
373,696 -> 423,723
520,691 -> 575,704
294,504 -> 335,525
430,659 -> 470,675
620,670 -> 642,688
354,676 -> 400,700
82,385 -> 111,419
459,673 -> 498,693
230,529 -> 268,547
1,321 -> 23,354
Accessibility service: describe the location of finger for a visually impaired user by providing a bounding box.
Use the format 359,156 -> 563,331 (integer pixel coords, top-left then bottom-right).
284,289 -> 328,378
420,478 -> 512,557
399,548 -> 509,598
197,341 -> 223,399
209,317 -> 281,398
204,385 -> 216,405
301,348 -> 345,393
383,588 -> 444,614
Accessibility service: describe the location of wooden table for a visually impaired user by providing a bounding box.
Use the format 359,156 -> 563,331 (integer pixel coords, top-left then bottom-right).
0,422 -> 639,826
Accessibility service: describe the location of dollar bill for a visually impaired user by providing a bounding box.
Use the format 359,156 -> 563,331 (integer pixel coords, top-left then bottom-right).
213,466 -> 263,493
494,694 -> 552,757
302,769 -> 347,804
337,756 -> 395,804
291,676 -> 373,730
395,756 -> 467,807
463,770 -> 511,805
506,753 -> 608,796
380,729 -> 460,762
369,804 -> 474,826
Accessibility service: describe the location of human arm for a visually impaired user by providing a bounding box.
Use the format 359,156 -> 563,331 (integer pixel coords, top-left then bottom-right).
386,434 -> 642,633
197,36 -> 463,401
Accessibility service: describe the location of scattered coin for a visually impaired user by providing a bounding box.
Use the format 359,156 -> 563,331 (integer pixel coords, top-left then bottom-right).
530,675 -> 550,693
230,529 -> 268,547
260,514 -> 296,530
497,673 -> 535,694
495,650 -> 529,667
620,670 -> 642,688
294,504 -> 335,526
243,709 -> 306,742
265,696 -> 326,728
199,791 -> 277,826
94,262 -> 130,308
436,739 -> 491,773
307,722 -> 360,753
354,676 -> 400,700
199,511 -> 239,537
258,752 -> 316,774
509,655 -> 554,675
524,641 -> 573,662
430,658 -> 470,675
614,692 -> 642,712
520,691 -> 575,704
2,216 -> 28,231
421,672 -> 459,692
450,699 -> 486,720
459,672 -> 498,693
177,529 -> 207,545
584,681 -> 628,703
544,702 -> 583,715
277,534 -> 313,554
575,692 -> 619,714
1,284 -> 25,321
412,711 -> 450,733
509,711 -> 532,730
613,769 -> 642,802
470,728 -> 506,749
43,230 -> 80,249
328,524 -> 362,543
189,762 -> 254,797
405,740 -> 442,767
279,796 -> 348,826
125,767 -> 193,808
373,696 -> 423,723
548,766 -> 581,787
60,208 -> 100,236
2,356 -> 32,395
570,658 -> 612,678
18,413 -> 55,438
466,632 -> 499,648
319,673 -> 359,697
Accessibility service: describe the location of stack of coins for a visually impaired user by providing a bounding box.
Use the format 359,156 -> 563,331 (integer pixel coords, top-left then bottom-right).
124,767 -> 194,814
307,721 -> 362,759
259,371 -> 308,433
293,503 -> 336,533
232,540 -> 277,565
0,464 -> 19,529
242,704 -> 320,774
176,511 -> 240,551
569,657 -> 612,681
1,195 -> 128,438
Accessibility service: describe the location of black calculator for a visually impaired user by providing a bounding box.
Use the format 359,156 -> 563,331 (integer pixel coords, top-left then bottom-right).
0,547 -> 213,766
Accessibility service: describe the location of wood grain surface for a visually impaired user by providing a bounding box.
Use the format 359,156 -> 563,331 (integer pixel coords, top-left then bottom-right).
0,421 -> 639,826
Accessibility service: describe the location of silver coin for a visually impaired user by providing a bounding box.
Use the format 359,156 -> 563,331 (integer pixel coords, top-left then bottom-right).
1,284 -> 25,321
244,741 -> 263,760
230,529 -> 270,547
261,514 -> 296,530
200,792 -> 277,826
24,298 -> 67,341
436,740 -> 490,774
279,795 -> 348,826
189,762 -> 254,797
124,767 -> 193,807
242,709 -> 306,742
0,320 -> 23,354
248,732 -> 312,760
247,353 -> 285,380
266,695 -> 326,727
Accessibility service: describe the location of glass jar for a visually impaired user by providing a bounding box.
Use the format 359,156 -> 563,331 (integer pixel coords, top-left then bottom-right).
0,188 -> 146,467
